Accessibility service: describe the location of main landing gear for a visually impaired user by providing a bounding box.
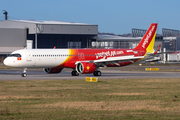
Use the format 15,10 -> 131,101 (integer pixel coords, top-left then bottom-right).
71,70 -> 101,76
93,71 -> 101,76
71,70 -> 79,76
21,68 -> 27,77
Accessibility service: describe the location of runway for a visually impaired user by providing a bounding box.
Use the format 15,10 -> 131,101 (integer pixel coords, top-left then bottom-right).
0,67 -> 180,80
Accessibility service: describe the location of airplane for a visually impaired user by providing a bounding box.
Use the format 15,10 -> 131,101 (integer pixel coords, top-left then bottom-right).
3,23 -> 158,77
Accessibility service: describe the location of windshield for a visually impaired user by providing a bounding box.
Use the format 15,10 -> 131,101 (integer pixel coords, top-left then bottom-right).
9,54 -> 21,57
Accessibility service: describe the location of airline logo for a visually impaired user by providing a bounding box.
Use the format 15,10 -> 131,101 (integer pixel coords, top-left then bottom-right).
85,66 -> 90,72
142,25 -> 155,48
17,57 -> 21,60
95,50 -> 124,59
86,66 -> 90,70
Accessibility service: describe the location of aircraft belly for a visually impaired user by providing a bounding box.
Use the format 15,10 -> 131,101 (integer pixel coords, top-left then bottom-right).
32,57 -> 66,68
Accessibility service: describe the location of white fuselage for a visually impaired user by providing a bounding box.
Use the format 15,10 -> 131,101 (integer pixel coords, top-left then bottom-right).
4,49 -> 70,68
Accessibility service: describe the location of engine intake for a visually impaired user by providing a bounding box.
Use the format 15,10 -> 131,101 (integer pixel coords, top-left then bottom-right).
76,62 -> 96,74
43,67 -> 63,74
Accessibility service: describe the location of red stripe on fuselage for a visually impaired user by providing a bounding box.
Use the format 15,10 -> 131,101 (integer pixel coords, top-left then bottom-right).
63,49 -> 146,68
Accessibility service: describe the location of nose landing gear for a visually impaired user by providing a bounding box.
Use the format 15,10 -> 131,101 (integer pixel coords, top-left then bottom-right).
21,68 -> 27,77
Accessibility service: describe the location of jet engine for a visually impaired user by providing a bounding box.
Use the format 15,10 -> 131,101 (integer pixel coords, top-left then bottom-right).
43,67 -> 63,74
76,62 -> 96,74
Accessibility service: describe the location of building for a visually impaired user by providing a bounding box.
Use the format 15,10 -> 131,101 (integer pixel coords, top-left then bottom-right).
0,20 -> 98,55
162,28 -> 180,52
94,29 -> 163,52
93,35 -> 141,49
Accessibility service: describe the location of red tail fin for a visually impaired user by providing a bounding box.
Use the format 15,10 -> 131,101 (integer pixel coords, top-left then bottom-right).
134,23 -> 157,53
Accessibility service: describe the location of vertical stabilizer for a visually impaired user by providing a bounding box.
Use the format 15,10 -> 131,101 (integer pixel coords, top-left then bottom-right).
134,23 -> 157,54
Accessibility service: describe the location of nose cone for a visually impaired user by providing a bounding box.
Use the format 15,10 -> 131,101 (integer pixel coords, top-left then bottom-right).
3,58 -> 9,66
3,57 -> 21,67
3,57 -> 13,67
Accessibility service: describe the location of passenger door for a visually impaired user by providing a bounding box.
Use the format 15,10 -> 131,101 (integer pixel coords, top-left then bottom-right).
26,51 -> 32,62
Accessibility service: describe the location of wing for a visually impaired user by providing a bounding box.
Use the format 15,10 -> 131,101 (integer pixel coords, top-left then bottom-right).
75,55 -> 144,67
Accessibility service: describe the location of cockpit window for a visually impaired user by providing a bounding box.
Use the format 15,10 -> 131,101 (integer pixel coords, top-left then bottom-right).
9,54 -> 21,57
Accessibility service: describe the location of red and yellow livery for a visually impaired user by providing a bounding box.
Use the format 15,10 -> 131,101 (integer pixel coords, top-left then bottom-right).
4,23 -> 158,77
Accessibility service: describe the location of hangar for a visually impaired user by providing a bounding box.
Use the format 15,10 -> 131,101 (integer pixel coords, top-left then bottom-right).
0,20 -> 98,55
95,30 -> 163,51
94,35 -> 141,49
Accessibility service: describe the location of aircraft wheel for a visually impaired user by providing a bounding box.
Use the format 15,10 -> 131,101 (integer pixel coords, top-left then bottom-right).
71,71 -> 74,76
97,71 -> 101,76
93,71 -> 97,76
93,71 -> 101,76
75,71 -> 79,76
71,71 -> 79,76
21,73 -> 27,77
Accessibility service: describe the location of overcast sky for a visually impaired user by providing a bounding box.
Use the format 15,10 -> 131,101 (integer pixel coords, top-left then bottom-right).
0,0 -> 180,34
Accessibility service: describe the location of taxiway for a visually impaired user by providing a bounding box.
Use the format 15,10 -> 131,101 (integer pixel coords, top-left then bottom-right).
0,67 -> 180,80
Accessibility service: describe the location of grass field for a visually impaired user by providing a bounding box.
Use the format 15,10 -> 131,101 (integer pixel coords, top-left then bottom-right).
0,78 -> 180,120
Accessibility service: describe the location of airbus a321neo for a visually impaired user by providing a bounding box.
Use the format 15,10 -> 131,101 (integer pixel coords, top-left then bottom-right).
3,23 -> 158,77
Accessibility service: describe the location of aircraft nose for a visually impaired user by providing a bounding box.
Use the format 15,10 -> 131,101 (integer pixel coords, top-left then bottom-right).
3,58 -> 9,66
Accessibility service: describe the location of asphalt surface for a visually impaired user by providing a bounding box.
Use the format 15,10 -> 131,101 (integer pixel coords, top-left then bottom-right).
0,66 -> 180,80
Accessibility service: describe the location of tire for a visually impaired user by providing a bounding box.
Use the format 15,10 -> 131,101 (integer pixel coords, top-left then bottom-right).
93,71 -> 97,76
97,71 -> 101,76
71,71 -> 75,76
71,71 -> 79,76
93,71 -> 101,76
21,73 -> 27,77
75,71 -> 79,76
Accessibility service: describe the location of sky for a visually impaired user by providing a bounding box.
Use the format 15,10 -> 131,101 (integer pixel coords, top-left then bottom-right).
0,0 -> 180,34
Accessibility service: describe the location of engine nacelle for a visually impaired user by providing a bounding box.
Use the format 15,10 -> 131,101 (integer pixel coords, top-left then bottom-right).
76,62 -> 96,74
43,67 -> 63,74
